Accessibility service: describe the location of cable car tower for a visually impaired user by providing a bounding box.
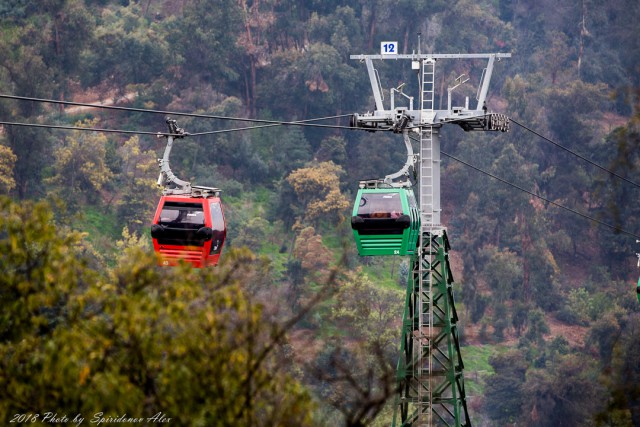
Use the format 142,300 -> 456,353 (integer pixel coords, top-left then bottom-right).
350,41 -> 510,426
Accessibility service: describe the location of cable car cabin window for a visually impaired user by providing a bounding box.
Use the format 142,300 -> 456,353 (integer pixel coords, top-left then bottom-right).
357,192 -> 403,218
352,192 -> 410,235
156,201 -> 207,246
209,201 -> 225,255
159,202 -> 205,227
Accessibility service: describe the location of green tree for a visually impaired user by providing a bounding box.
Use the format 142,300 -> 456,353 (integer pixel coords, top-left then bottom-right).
236,0 -> 277,117
233,216 -> 270,251
42,0 -> 95,99
597,313 -> 640,426
0,145 -> 17,194
115,135 -> 158,233
293,226 -> 333,282
0,19 -> 54,197
0,0 -> 28,19
488,143 -> 538,248
457,192 -> 496,322
511,302 -> 529,336
524,308 -> 550,347
593,92 -> 640,272
493,303 -> 509,341
502,74 -> 535,119
253,125 -> 312,180
172,0 -> 241,90
484,350 -> 528,425
329,271 -> 403,354
81,3 -> 171,96
482,246 -> 522,303
586,311 -> 622,368
45,119 -> 114,206
521,356 -> 604,426
0,1 -> 95,196
436,0 -> 513,53
310,271 -> 402,426
536,30 -> 575,85
526,238 -> 563,312
285,161 -> 350,227
0,197 -> 317,426
558,287 -> 596,326
316,135 -> 347,165
0,197 -> 91,343
257,41 -> 360,119
545,80 -> 609,149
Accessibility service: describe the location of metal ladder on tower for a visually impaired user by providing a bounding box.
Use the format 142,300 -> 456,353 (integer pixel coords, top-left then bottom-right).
417,57 -> 436,427
421,58 -> 435,111
420,58 -> 436,226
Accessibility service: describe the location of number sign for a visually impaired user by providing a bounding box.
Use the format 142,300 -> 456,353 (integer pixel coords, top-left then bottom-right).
381,41 -> 397,55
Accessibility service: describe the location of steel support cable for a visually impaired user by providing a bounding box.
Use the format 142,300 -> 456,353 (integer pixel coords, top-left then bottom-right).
0,93 -> 356,130
187,117 -> 355,135
0,120 -> 163,136
0,116 -> 367,137
441,150 -> 640,240
0,112 -> 501,136
510,118 -> 640,190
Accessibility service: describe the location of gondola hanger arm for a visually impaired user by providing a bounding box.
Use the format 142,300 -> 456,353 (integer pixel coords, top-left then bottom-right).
157,117 -> 192,195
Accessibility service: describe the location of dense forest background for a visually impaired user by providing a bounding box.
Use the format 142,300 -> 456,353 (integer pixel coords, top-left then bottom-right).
1,0 -> 640,426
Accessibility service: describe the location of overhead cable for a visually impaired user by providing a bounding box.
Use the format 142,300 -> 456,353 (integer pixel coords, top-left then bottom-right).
441,150 -> 640,240
0,93 -> 357,130
0,117 -> 361,137
0,120 -> 163,136
511,117 -> 640,190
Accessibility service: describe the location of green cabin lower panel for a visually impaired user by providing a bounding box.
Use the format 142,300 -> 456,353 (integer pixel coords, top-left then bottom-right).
355,234 -> 406,256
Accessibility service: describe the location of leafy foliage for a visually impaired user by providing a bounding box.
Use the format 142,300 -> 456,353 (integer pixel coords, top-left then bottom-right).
286,161 -> 350,227
293,226 -> 334,282
45,119 -> 113,206
0,197 -> 316,426
521,356 -> 604,427
114,135 -> 158,233
484,350 -> 528,425
0,144 -> 17,194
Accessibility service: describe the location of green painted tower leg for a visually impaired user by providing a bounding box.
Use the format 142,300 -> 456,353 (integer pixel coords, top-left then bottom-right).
392,230 -> 471,427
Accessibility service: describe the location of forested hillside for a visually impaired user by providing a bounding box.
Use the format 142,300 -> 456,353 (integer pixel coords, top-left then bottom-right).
1,1 -> 640,426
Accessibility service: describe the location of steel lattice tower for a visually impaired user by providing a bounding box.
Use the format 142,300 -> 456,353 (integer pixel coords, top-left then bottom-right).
350,46 -> 510,426
395,230 -> 469,426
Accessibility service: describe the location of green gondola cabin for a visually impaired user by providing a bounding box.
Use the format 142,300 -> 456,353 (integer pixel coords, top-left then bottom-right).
351,186 -> 420,256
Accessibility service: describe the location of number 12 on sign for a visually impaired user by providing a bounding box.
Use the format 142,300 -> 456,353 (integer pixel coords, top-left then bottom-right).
381,42 -> 397,55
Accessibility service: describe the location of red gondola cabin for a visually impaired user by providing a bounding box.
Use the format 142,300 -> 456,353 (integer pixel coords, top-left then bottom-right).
151,194 -> 226,268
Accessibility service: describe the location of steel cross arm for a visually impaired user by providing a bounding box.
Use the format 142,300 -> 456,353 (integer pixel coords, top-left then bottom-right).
350,53 -> 511,60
